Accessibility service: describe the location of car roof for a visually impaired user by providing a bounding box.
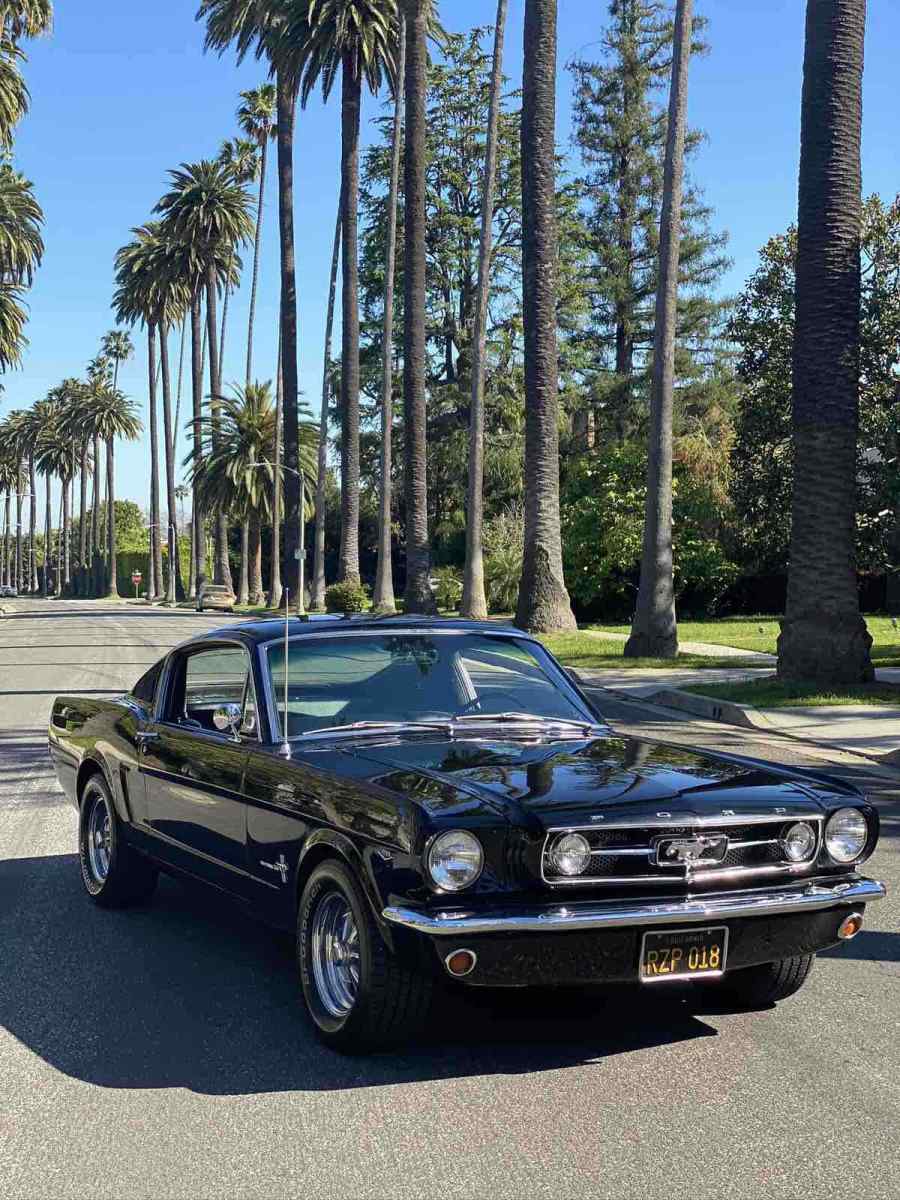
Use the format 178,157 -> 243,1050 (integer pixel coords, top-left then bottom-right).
195,613 -> 531,647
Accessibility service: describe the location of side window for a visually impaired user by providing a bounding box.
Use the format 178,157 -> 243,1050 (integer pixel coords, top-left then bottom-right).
166,645 -> 257,737
132,660 -> 163,708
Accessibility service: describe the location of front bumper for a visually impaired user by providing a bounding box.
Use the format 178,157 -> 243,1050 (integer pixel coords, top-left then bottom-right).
383,876 -> 886,987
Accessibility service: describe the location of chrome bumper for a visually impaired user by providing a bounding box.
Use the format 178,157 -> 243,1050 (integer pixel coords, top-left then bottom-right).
383,876 -> 886,937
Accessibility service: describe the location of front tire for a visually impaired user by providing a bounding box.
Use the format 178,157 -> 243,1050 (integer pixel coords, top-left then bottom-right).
297,859 -> 432,1053
720,954 -> 815,1008
78,775 -> 157,908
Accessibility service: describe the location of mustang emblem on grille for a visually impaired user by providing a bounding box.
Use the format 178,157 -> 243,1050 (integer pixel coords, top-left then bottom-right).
653,834 -> 729,867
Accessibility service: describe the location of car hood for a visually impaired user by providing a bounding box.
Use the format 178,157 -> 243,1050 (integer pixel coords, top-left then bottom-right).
348,733 -> 854,826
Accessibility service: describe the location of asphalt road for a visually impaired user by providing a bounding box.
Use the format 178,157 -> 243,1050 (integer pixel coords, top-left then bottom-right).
1,599 -> 897,1200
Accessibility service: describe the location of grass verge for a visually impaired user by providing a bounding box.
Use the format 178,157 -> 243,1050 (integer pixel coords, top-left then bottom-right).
680,677 -> 900,709
539,631 -> 765,672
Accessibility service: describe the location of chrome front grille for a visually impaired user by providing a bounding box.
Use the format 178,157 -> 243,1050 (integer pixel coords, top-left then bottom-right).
541,815 -> 824,886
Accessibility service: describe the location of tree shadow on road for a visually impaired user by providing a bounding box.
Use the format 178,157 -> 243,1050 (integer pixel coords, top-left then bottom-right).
0,853 -> 718,1096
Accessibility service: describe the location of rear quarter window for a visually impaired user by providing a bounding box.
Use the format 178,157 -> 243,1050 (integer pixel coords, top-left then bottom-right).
132,660 -> 164,707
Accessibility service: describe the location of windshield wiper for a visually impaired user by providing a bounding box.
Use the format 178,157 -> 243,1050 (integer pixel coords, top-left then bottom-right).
299,719 -> 451,738
452,711 -> 599,732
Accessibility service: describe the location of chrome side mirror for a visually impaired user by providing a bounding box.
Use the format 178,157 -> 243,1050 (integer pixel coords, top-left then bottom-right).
213,702 -> 243,741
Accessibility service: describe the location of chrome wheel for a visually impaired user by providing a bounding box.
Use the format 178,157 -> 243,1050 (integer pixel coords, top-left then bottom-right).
310,890 -> 361,1018
86,793 -> 112,884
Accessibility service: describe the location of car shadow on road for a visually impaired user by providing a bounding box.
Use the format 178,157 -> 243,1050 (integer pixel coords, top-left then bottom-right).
819,929 -> 900,963
0,853 -> 718,1096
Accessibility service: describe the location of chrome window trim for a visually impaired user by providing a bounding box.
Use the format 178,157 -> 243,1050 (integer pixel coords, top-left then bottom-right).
541,815 -> 824,886
155,638 -> 262,744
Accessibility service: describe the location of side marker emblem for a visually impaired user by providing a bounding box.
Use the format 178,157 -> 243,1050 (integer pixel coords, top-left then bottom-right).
261,853 -> 289,884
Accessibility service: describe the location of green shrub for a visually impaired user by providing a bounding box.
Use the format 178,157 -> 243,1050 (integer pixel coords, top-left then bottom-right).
432,565 -> 463,611
325,580 -> 370,614
483,505 -> 524,614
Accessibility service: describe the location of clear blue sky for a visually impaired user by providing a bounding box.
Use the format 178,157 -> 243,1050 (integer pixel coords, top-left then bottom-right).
5,0 -> 900,507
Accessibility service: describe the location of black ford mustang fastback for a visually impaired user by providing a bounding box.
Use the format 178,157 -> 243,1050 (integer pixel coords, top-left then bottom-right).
49,616 -> 886,1051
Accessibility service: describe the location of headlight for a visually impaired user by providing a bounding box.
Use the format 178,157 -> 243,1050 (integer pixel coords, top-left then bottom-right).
427,830 -> 484,891
825,808 -> 868,863
547,832 -> 591,877
782,821 -> 817,863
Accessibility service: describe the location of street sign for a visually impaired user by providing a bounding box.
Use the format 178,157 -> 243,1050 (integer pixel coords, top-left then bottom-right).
131,570 -> 142,599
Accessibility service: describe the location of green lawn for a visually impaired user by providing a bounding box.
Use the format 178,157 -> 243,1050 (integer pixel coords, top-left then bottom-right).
681,677 -> 900,709
538,631 -> 765,672
592,614 -> 900,665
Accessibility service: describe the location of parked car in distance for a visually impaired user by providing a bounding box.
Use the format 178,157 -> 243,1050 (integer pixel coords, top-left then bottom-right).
196,581 -> 235,613
0,584 -> 17,597
48,616 -> 886,1052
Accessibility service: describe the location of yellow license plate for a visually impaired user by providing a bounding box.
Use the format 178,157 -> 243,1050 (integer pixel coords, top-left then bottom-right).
640,926 -> 728,982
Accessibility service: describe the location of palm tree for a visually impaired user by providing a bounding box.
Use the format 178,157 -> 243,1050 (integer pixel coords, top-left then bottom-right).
190,380 -> 317,604
514,0 -> 576,632
33,399 -> 75,594
461,1 -> 508,620
218,134 -> 259,368
298,0 -> 397,586
372,15 -> 403,613
1,2 -> 53,40
312,195 -> 341,611
0,163 -> 43,285
55,377 -> 93,593
0,38 -> 29,152
16,400 -> 42,591
155,159 -> 254,592
89,388 -> 142,597
778,0 -> 872,683
0,283 -> 27,371
400,0 -> 434,613
237,82 -> 277,387
199,0 -> 310,602
623,0 -> 693,657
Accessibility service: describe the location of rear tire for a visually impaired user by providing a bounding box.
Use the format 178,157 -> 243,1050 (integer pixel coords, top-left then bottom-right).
720,954 -> 815,1008
297,859 -> 432,1053
78,775 -> 157,908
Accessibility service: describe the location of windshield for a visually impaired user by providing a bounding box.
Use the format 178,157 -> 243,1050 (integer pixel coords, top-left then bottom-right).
265,633 -> 592,739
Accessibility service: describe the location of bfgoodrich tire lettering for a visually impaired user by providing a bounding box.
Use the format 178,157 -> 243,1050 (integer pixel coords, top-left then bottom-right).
78,775 -> 158,908
297,859 -> 432,1053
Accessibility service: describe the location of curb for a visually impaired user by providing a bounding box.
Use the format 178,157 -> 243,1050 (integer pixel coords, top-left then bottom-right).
569,671 -> 900,775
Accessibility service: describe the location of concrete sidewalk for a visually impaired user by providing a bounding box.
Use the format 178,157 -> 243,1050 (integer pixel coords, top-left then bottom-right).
574,663 -> 900,768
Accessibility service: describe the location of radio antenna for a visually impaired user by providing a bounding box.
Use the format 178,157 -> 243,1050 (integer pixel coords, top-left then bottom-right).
279,588 -> 292,758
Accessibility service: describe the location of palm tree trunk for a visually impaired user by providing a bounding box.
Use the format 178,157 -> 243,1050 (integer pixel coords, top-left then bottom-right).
515,0 -> 576,633
249,511 -> 264,605
462,0 -> 508,620
147,322 -> 163,599
14,467 -> 22,592
62,479 -> 71,592
238,519 -> 250,605
373,21 -> 405,614
191,294 -> 207,589
778,0 -> 872,683
337,54 -> 362,585
78,441 -> 89,594
277,69 -> 302,602
28,456 -> 37,591
205,265 -> 233,592
402,0 -> 436,614
2,492 -> 9,586
106,439 -> 118,597
246,133 -> 269,388
91,432 -> 101,593
312,195 -> 342,611
268,332 -> 283,609
623,0 -> 691,658
159,323 -> 182,604
43,473 -> 50,595
55,490 -> 63,597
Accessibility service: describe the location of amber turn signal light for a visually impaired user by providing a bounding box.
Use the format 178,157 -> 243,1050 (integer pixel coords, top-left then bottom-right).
444,949 -> 477,977
837,912 -> 863,940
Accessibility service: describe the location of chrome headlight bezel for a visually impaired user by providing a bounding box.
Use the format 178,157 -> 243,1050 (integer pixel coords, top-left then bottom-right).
426,829 -> 484,892
781,820 -> 817,863
824,807 -> 869,864
547,831 -> 592,877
